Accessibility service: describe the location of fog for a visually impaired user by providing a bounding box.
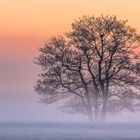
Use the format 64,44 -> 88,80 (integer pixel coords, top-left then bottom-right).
1,1 -> 140,139
1,122 -> 140,140
1,87 -> 140,123
0,37 -> 140,124
1,38 -> 140,140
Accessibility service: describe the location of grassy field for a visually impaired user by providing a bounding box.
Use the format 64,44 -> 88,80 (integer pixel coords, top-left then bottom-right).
0,122 -> 140,140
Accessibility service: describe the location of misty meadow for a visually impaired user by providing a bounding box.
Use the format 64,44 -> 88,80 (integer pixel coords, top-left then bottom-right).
1,0 -> 140,140
1,122 -> 140,140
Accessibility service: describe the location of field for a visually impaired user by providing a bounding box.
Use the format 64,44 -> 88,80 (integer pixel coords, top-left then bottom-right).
0,122 -> 140,140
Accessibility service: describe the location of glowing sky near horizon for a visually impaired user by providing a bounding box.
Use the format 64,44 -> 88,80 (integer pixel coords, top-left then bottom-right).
0,0 -> 140,122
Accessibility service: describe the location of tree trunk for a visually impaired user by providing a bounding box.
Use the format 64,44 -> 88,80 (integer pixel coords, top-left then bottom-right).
94,94 -> 99,121
81,96 -> 93,122
100,96 -> 107,121
87,107 -> 93,122
87,97 -> 94,122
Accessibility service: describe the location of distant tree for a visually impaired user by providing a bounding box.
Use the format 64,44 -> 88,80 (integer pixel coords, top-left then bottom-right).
35,15 -> 140,122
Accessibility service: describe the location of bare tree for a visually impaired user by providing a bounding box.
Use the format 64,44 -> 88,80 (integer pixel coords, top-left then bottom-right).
35,15 -> 140,122
35,36 -> 95,121
67,15 -> 140,120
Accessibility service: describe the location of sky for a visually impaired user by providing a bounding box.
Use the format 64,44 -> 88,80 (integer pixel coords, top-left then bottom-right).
0,0 -> 140,122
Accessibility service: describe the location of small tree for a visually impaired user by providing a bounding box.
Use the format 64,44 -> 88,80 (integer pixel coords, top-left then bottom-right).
35,15 -> 140,122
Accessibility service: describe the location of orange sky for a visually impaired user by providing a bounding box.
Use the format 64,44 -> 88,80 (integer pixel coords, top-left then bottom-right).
0,0 -> 140,39
0,0 -> 140,55
0,0 -> 139,57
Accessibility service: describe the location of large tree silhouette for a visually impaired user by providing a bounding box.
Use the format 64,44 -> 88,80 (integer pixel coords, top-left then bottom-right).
35,15 -> 140,122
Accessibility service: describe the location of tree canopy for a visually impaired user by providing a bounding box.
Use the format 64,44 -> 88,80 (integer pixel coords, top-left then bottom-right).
35,15 -> 140,122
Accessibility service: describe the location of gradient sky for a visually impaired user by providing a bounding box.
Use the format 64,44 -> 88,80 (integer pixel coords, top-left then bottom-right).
1,0 -> 140,122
